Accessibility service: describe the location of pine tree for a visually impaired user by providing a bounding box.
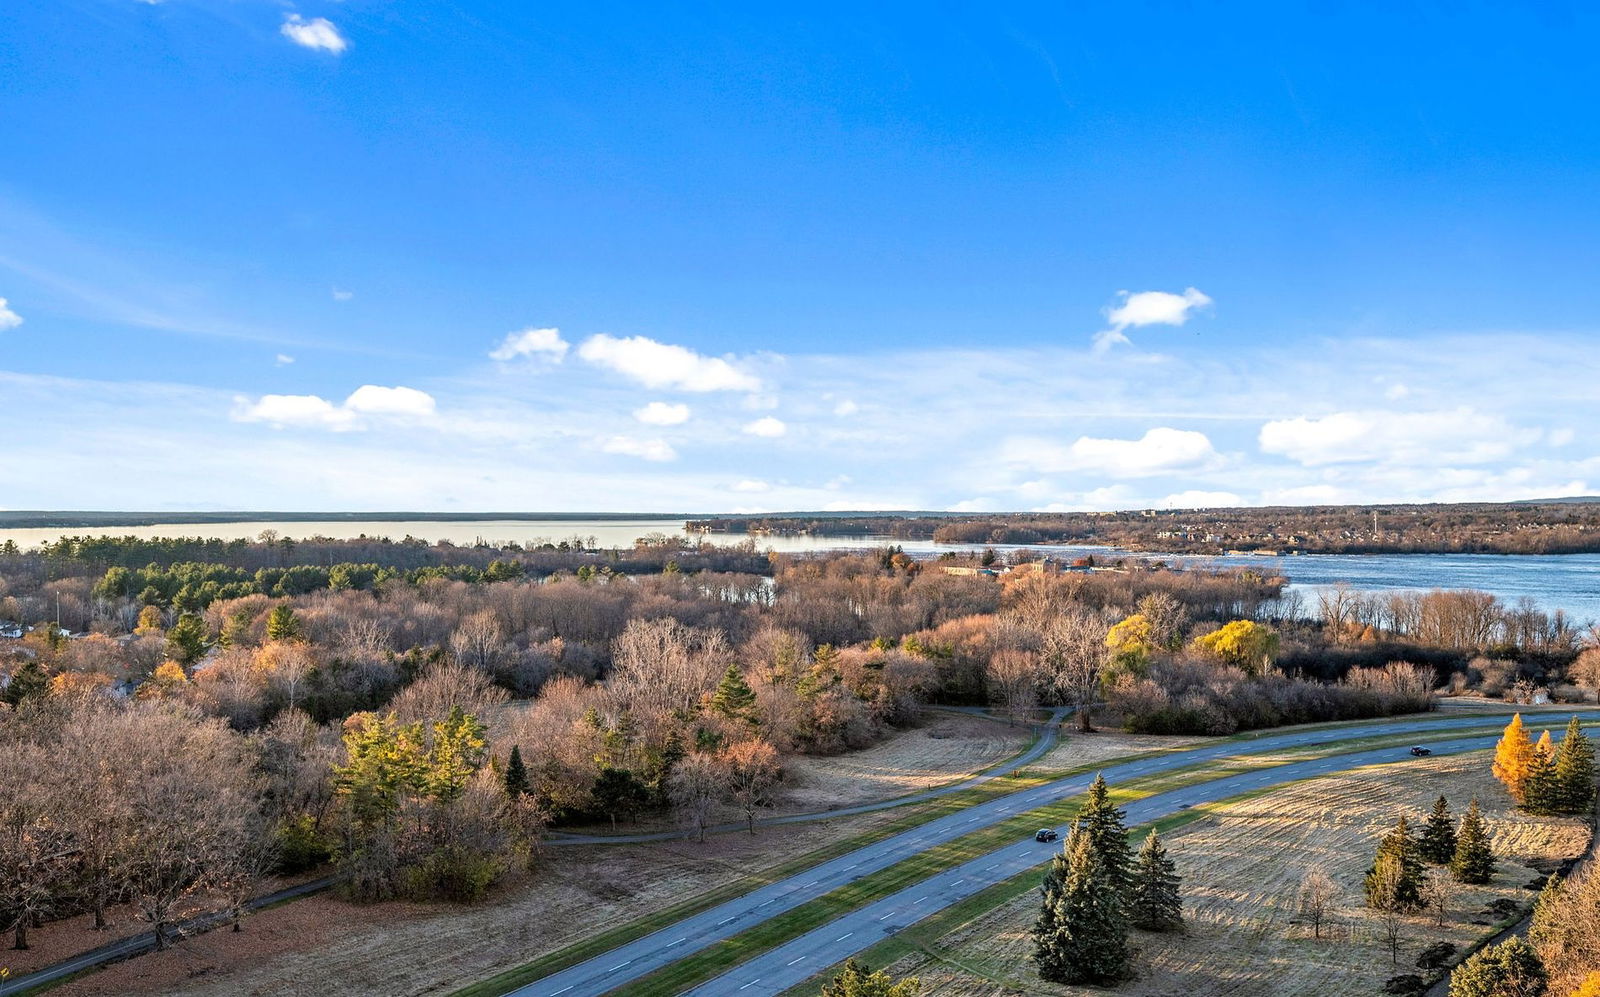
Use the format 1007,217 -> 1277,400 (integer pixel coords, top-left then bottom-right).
1129,829 -> 1183,931
1032,824 -> 1130,984
1524,731 -> 1560,814
1366,815 -> 1424,910
710,663 -> 759,724
1447,936 -> 1546,997
1527,873 -> 1564,954
1419,795 -> 1458,865
1553,716 -> 1596,814
1451,798 -> 1496,885
1077,773 -> 1132,892
266,603 -> 301,642
503,745 -> 529,797
1492,713 -> 1536,805
164,613 -> 209,665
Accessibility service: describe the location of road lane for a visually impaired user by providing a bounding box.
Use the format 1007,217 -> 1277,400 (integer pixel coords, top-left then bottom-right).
688,729 -> 1573,996
506,711 -> 1592,997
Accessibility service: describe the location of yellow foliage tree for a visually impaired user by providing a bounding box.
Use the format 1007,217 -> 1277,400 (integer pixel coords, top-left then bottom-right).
1492,713 -> 1536,804
1192,620 -> 1280,676
1574,972 -> 1600,997
136,660 -> 189,700
135,605 -> 164,635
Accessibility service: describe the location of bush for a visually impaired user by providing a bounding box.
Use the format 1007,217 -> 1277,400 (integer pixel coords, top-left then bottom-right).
1419,941 -> 1459,971
274,814 -> 334,874
400,845 -> 506,902
1384,975 -> 1427,995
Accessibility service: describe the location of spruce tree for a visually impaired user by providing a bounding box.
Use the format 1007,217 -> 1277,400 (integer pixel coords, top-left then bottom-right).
1528,873 -> 1565,954
1366,815 -> 1424,910
1032,824 -> 1129,984
1077,773 -> 1132,892
1447,936 -> 1546,997
1419,795 -> 1458,865
503,745 -> 529,797
1451,798 -> 1496,885
710,663 -> 759,724
1553,716 -> 1596,814
1129,829 -> 1183,932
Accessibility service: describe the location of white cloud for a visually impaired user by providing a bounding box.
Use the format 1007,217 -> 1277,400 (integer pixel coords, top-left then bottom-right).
1384,382 -> 1410,400
742,416 -> 787,438
331,288 -> 354,302
599,436 -> 677,462
1095,287 -> 1212,352
0,297 -> 22,331
490,327 -> 570,363
275,354 -> 295,366
281,14 -> 348,54
578,334 -> 761,392
1160,489 -> 1242,509
1549,427 -> 1575,447
1005,427 -> 1221,477
833,399 -> 859,416
634,401 -> 690,426
731,479 -> 771,493
344,385 -> 437,418
232,384 -> 435,431
1258,408 -> 1535,466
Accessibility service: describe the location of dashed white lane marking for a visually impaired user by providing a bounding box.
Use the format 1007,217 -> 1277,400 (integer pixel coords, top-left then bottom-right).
787,956 -> 806,966
836,932 -> 853,941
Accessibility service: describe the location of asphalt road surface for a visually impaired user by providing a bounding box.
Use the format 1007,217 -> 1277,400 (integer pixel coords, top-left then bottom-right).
510,710 -> 1594,997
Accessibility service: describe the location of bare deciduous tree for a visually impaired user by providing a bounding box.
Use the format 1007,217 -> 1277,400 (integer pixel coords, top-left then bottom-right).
1297,866 -> 1340,940
668,752 -> 727,843
723,739 -> 781,834
987,648 -> 1042,727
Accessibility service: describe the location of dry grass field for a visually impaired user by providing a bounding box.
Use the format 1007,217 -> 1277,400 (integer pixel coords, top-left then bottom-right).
886,752 -> 1590,997
1033,729 -> 1213,773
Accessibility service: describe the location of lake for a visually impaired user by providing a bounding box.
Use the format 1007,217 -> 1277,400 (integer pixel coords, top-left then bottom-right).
3,518 -> 1597,625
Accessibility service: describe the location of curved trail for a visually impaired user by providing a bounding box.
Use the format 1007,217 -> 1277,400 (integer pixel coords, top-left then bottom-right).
506,710 -> 1595,997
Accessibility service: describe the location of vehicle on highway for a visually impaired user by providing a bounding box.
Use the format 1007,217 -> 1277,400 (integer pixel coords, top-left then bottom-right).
1034,828 -> 1058,842
1410,745 -> 1432,756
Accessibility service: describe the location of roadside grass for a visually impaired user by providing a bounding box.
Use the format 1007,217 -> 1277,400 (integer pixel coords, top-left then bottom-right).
454,714 -> 1579,997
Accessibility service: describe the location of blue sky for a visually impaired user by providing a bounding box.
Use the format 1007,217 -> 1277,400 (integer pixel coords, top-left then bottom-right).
2,2 -> 1598,512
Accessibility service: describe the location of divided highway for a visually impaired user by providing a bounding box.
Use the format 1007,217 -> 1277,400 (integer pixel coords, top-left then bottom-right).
508,711 -> 1595,997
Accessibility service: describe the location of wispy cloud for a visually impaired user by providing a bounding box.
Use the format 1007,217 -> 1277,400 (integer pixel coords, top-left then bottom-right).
490,327 -> 570,363
599,436 -> 677,462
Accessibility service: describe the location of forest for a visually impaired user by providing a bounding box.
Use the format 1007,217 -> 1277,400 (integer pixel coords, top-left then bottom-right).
2,533 -> 1597,957
688,499 -> 1600,554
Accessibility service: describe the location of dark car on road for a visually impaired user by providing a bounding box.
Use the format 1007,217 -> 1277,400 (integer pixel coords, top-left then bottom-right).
1035,828 -> 1058,842
1410,745 -> 1432,756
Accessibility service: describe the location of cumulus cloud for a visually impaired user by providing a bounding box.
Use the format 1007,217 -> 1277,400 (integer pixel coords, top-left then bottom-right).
578,334 -> 760,392
0,297 -> 22,331
490,327 -> 570,363
1094,287 -> 1212,352
731,479 -> 771,493
742,416 -> 787,438
1258,407 -> 1536,466
599,436 -> 677,462
281,14 -> 348,54
232,384 -> 435,430
1005,427 -> 1221,477
634,401 -> 690,425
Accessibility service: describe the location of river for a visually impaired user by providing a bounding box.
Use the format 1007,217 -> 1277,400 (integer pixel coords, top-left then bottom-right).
3,518 -> 1597,625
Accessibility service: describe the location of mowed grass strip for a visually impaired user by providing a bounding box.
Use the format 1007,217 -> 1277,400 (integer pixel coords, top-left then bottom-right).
602,761 -> 1275,997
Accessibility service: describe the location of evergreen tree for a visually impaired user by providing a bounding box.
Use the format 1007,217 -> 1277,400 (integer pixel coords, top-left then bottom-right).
1451,799 -> 1496,885
1419,795 -> 1458,865
592,767 -> 650,830
1129,829 -> 1183,931
1077,773 -> 1132,892
1527,874 -> 1565,955
164,612 -> 209,665
1492,714 -> 1536,805
1366,815 -> 1424,910
1524,736 -> 1560,815
1447,936 -> 1547,997
710,663 -> 759,724
0,659 -> 48,706
266,603 -> 302,642
503,745 -> 529,797
1553,716 -> 1596,814
1032,824 -> 1130,984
